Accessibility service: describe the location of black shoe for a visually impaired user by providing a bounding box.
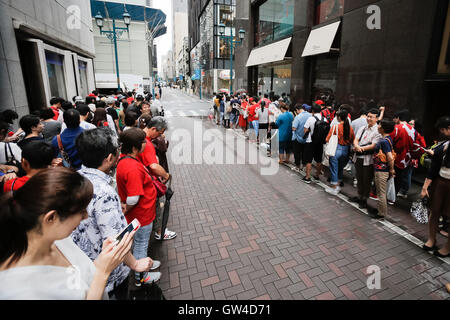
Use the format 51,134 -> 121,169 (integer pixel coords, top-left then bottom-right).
422,243 -> 437,251
359,200 -> 368,209
349,196 -> 360,204
368,208 -> 384,219
339,182 -> 344,187
433,250 -> 450,258
302,177 -> 312,184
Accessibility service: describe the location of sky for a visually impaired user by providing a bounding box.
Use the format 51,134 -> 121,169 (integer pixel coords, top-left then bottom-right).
152,0 -> 173,76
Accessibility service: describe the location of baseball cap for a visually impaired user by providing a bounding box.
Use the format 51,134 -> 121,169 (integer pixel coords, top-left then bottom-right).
303,104 -> 312,112
315,100 -> 324,106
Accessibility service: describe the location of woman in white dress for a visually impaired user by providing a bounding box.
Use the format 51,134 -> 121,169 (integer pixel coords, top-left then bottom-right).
0,168 -> 134,300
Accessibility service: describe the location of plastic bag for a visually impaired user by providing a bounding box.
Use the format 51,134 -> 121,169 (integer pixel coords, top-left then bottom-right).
410,198 -> 429,224
386,177 -> 396,203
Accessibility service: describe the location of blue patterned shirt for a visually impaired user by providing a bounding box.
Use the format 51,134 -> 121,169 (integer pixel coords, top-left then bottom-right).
71,167 -> 130,293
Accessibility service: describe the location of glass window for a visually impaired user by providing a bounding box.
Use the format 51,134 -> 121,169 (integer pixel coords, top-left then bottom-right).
78,60 -> 88,98
257,0 -> 294,46
315,0 -> 345,25
312,55 -> 338,101
218,5 -> 234,27
45,51 -> 67,99
257,64 -> 291,97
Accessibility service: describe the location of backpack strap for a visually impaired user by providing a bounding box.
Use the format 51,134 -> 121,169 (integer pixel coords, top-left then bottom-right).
11,178 -> 18,192
57,135 -> 64,153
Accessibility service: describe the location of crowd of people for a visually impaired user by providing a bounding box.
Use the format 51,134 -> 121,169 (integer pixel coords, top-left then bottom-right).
0,89 -> 176,300
210,91 -> 449,257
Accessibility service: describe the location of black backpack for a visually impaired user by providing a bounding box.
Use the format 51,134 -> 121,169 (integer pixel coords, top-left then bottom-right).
311,116 -> 330,145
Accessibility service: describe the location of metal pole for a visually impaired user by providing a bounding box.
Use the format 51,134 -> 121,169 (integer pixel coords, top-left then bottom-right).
200,66 -> 202,100
229,37 -> 233,95
113,19 -> 121,91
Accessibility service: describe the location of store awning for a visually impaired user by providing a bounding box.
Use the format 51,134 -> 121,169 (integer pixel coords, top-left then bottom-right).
301,21 -> 341,57
246,37 -> 291,67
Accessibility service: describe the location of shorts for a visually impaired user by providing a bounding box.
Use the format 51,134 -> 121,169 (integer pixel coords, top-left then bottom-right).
303,143 -> 324,164
279,141 -> 292,154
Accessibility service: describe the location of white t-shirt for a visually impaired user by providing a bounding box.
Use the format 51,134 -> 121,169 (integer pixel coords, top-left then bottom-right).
0,142 -> 22,164
331,116 -> 352,127
304,114 -> 323,143
61,121 -> 96,133
0,237 -> 108,300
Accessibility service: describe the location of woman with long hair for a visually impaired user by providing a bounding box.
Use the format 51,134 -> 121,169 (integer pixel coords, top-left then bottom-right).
421,117 -> 450,258
92,108 -> 108,128
325,110 -> 355,195
0,168 -> 134,299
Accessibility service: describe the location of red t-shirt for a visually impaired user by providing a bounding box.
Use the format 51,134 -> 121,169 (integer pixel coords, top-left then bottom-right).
247,103 -> 259,122
127,97 -> 135,105
116,156 -> 157,226
3,176 -> 30,193
51,106 -> 59,121
137,137 -> 158,168
390,123 -> 415,169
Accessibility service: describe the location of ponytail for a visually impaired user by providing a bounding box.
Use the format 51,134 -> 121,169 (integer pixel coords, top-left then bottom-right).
337,110 -> 350,141
0,192 -> 32,267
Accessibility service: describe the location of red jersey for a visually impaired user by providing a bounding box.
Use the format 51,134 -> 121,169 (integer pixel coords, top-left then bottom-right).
51,106 -> 60,121
138,137 -> 158,168
127,97 -> 135,105
247,103 -> 259,122
390,123 -> 416,169
116,156 -> 157,226
3,176 -> 30,193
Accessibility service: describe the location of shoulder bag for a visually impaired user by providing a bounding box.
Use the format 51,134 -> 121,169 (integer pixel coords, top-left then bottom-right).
325,125 -> 339,157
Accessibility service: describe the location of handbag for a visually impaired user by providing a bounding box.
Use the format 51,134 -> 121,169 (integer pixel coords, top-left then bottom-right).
57,135 -> 73,168
325,125 -> 339,157
150,174 -> 168,198
410,198 -> 429,224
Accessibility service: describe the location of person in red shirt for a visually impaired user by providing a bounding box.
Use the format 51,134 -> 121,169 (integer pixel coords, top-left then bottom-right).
390,110 -> 416,198
247,97 -> 260,141
3,141 -> 54,193
116,128 -> 157,285
138,117 -> 176,241
50,97 -> 65,121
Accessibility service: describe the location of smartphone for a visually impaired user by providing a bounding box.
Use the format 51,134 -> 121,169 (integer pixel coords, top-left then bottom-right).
115,219 -> 140,244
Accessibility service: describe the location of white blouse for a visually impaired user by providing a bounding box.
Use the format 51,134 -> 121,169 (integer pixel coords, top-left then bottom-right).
0,237 -> 108,300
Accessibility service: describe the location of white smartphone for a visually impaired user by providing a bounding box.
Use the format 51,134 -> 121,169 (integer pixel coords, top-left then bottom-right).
115,219 -> 140,244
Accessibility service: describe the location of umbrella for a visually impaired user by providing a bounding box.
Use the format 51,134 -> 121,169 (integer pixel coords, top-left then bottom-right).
235,89 -> 247,94
160,177 -> 174,241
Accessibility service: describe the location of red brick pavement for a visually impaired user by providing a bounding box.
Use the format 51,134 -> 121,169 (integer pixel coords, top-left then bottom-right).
146,117 -> 450,300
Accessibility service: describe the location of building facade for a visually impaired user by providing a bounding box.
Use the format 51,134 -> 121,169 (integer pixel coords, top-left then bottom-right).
91,0 -> 166,94
188,0 -> 237,98
0,0 -> 96,117
172,0 -> 189,86
235,0 -> 450,141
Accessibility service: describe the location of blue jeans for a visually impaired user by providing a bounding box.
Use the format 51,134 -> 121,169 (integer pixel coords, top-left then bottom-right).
220,112 -> 224,125
252,120 -> 259,138
133,222 -> 153,281
395,166 -> 413,195
329,144 -> 350,185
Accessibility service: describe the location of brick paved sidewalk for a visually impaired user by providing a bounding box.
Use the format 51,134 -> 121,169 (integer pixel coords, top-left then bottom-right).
148,117 -> 450,300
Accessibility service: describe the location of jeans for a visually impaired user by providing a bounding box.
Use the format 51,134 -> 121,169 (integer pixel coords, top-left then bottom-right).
220,112 -> 224,125
329,144 -> 350,185
252,120 -> 259,138
394,166 -> 412,195
133,222 -> 153,281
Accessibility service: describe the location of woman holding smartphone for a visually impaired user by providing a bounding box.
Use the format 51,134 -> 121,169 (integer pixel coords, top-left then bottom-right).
0,168 -> 134,300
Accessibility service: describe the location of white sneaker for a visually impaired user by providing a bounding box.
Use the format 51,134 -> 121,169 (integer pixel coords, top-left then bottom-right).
397,192 -> 407,199
325,186 -> 341,196
136,272 -> 161,286
150,260 -> 161,270
155,229 -> 177,240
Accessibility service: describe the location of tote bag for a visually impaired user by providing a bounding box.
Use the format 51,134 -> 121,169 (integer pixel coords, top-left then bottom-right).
325,125 -> 338,157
